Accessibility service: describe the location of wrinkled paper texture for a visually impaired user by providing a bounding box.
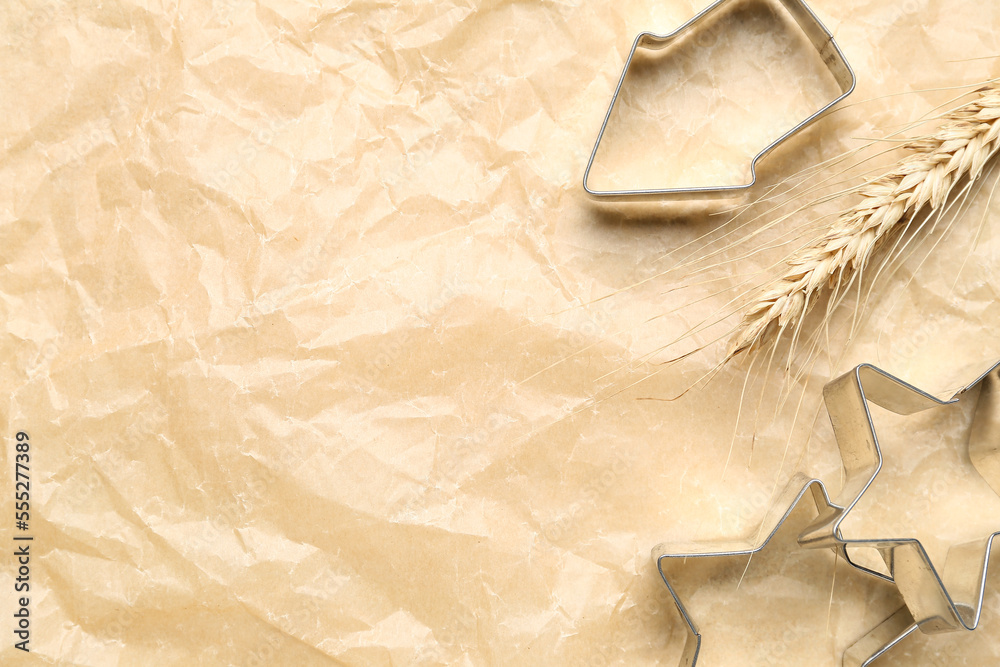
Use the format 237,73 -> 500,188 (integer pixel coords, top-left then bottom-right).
3,0 -> 1000,664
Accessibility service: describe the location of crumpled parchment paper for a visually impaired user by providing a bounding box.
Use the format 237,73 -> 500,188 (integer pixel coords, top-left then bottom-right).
3,0 -> 1000,664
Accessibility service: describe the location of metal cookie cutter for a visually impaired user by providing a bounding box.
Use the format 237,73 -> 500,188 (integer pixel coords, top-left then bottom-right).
653,361 -> 1000,666
804,361 -> 1000,666
654,475 -> 875,667
583,0 -> 856,201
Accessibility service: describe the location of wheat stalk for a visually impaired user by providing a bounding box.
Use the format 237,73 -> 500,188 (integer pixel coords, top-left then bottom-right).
727,83 -> 1000,360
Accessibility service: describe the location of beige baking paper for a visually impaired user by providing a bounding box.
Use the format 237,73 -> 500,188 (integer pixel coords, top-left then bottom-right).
2,0 -> 1000,665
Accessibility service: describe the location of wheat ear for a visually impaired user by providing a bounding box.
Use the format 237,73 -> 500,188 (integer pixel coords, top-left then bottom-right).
727,83 -> 1000,360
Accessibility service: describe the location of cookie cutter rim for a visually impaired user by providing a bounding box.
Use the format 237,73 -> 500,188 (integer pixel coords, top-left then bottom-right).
652,360 -> 1000,667
582,0 -> 857,201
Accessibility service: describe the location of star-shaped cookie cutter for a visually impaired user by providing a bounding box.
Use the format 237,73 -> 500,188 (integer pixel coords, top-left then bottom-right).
583,0 -> 856,201
653,360 -> 1000,666
655,475 -> 880,667
804,361 -> 1000,664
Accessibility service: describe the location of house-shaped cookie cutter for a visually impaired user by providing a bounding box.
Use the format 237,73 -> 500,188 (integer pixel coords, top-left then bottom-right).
583,0 -> 856,201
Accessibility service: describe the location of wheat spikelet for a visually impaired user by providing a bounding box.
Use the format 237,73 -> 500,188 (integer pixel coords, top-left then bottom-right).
727,83 -> 1000,360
